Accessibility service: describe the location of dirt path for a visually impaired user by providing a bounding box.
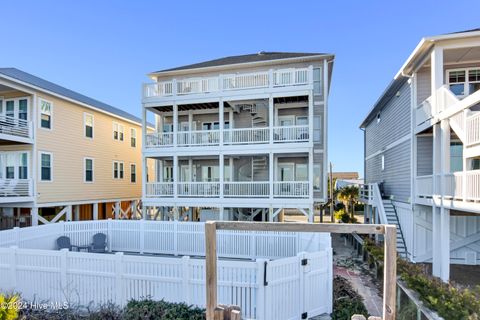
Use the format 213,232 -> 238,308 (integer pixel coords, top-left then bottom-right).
332,234 -> 383,317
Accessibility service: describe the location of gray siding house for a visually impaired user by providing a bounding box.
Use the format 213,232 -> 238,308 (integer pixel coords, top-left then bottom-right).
360,29 -> 480,282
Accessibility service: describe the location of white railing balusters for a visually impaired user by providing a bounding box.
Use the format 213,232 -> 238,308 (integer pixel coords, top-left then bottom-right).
466,112 -> 480,146
273,181 -> 309,198
0,115 -> 32,139
224,181 -> 269,197
0,179 -> 33,197
273,125 -> 309,142
177,182 -> 220,197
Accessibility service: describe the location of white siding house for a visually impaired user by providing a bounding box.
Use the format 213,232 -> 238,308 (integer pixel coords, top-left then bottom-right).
360,29 -> 480,281
141,52 -> 334,222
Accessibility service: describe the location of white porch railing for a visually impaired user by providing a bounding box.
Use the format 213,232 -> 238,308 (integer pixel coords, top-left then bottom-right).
435,85 -> 459,114
273,181 -> 309,198
273,68 -> 309,86
0,115 -> 32,139
146,182 -> 174,197
416,175 -> 433,198
466,112 -> 480,146
0,179 -> 32,197
177,77 -> 219,95
223,71 -> 269,90
465,170 -> 480,201
224,182 -> 269,197
145,132 -> 174,147
443,173 -> 463,200
415,97 -> 433,126
223,127 -> 269,144
177,182 -> 220,197
177,130 -> 220,146
143,67 -> 312,99
273,125 -> 309,142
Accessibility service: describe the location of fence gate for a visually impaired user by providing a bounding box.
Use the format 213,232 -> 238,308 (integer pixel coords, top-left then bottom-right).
264,250 -> 332,320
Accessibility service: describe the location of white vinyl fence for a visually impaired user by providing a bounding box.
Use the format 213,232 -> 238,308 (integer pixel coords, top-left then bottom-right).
0,221 -> 332,320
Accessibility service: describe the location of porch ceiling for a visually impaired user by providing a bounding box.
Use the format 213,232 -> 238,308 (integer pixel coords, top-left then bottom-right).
154,101 -> 220,113
274,95 -> 308,104
444,46 -> 480,64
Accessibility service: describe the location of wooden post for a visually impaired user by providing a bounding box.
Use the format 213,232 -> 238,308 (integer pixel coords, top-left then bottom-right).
383,225 -> 397,320
205,221 -> 217,320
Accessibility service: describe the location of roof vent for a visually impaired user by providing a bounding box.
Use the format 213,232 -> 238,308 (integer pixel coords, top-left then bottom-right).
258,51 -> 266,55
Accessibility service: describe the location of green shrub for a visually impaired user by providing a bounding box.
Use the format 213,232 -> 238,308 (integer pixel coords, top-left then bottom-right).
123,299 -> 205,320
332,276 -> 369,320
334,209 -> 357,223
0,294 -> 19,320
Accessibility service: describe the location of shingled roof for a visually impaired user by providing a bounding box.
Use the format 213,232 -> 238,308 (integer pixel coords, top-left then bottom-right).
154,52 -> 329,73
0,68 -> 142,124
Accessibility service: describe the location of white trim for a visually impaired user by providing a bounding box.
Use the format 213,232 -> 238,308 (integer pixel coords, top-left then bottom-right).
130,163 -> 137,183
364,134 -> 411,161
38,151 -> 53,182
38,98 -> 53,131
84,157 -> 94,183
83,112 -> 94,139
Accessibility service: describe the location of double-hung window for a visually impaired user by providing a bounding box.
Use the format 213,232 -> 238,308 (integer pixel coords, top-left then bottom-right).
19,153 -> 28,179
40,99 -> 52,129
40,152 -> 52,181
130,128 -> 136,147
84,113 -> 94,138
113,161 -> 124,179
85,158 -> 94,182
313,67 -> 322,95
130,163 -> 136,183
113,123 -> 124,141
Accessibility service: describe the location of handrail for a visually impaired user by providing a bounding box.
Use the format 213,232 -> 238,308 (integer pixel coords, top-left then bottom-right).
371,183 -> 388,225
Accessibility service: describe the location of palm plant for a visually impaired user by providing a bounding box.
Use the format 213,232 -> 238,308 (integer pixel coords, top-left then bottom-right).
337,185 -> 360,221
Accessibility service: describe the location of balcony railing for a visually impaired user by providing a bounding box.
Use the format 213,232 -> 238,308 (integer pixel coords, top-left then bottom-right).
415,97 -> 433,126
0,115 -> 32,140
145,181 -> 311,198
177,182 -> 220,197
416,170 -> 480,202
223,127 -> 269,145
143,67 -> 311,99
273,125 -> 309,142
177,130 -> 220,146
0,179 -> 33,198
145,126 -> 309,149
224,182 -> 269,197
273,181 -> 309,198
466,112 -> 480,146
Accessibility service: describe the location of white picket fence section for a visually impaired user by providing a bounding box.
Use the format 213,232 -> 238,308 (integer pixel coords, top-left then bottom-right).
0,221 -> 332,320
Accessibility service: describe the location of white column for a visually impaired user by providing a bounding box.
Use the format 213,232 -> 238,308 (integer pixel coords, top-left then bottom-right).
74,205 -> 80,221
31,207 -> 38,226
173,155 -> 178,199
219,154 -> 224,198
432,207 -> 442,277
66,205 -> 73,221
269,152 -> 274,200
309,150 -> 314,203
439,207 -> 450,281
93,203 -> 99,220
114,202 -> 120,219
268,95 -> 274,144
219,206 -> 224,221
430,46 -> 444,114
219,98 -> 224,146
173,103 -> 178,145
188,158 -> 193,181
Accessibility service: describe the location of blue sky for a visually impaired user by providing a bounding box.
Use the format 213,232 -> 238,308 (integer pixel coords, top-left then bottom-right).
2,0 -> 480,176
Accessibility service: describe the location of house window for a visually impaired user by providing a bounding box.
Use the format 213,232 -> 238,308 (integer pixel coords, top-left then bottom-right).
84,158 -> 94,182
450,141 -> 463,172
130,128 -> 137,147
84,113 -> 94,138
40,99 -> 52,129
19,153 -> 28,179
313,115 -> 321,142
448,68 -> 480,97
295,164 -> 308,181
313,68 -> 322,95
113,161 -> 124,179
130,164 -> 136,183
381,155 -> 385,171
19,99 -> 28,120
40,152 -> 52,181
6,101 -> 14,118
163,166 -> 173,182
113,123 -> 124,141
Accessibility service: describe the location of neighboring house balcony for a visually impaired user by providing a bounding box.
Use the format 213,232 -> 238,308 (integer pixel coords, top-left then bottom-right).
0,95 -> 34,144
0,151 -> 34,203
142,67 -> 312,103
415,170 -> 480,209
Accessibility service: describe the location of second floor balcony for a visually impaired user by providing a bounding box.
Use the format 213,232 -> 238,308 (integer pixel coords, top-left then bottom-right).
415,170 -> 480,202
145,125 -> 310,148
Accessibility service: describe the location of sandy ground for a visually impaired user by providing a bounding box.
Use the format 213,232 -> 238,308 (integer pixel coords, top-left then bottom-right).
284,213 -> 365,224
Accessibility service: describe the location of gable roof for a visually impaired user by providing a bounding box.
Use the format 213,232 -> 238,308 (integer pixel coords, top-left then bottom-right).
0,68 -> 143,125
153,52 -> 331,74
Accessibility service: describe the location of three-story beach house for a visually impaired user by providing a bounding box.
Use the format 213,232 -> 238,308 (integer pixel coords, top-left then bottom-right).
0,68 -> 151,228
360,29 -> 480,281
141,52 -> 334,222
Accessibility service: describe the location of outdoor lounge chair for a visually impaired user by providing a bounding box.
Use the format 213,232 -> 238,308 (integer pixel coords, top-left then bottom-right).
56,236 -> 77,251
88,233 -> 107,253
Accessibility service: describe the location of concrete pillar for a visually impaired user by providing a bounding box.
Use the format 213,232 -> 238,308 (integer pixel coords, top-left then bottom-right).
74,205 -> 80,221
31,207 -> 38,226
93,203 -> 98,220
